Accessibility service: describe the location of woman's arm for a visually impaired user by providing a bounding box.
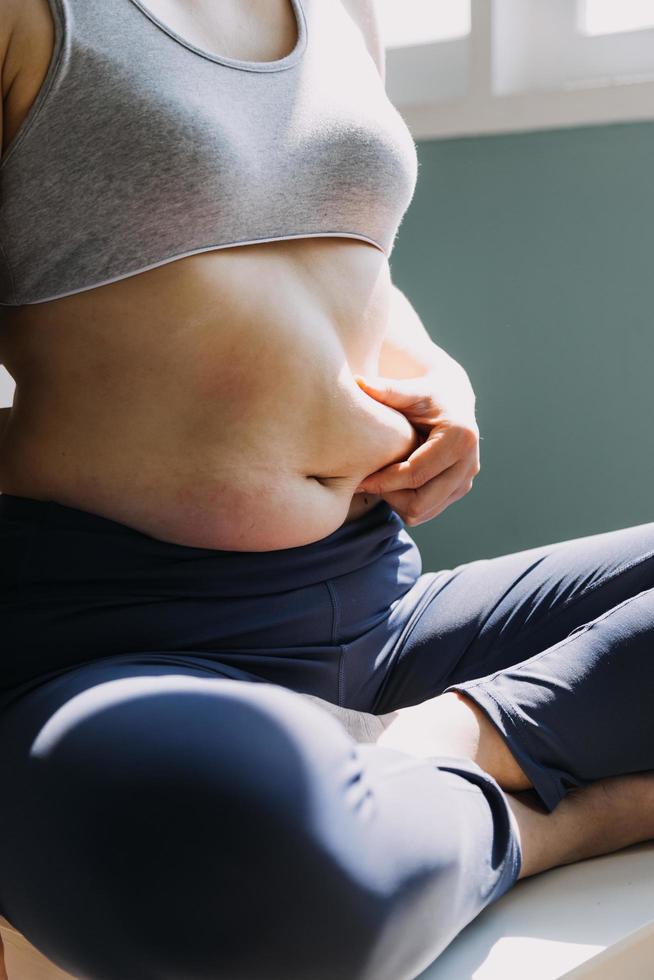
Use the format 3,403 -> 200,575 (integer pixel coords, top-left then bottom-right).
342,0 -> 386,85
379,284 -> 476,410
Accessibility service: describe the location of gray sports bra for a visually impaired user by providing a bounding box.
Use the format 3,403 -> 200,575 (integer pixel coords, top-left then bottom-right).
0,0 -> 419,307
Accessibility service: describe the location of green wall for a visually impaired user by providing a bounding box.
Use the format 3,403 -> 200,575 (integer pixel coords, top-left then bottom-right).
389,120 -> 654,572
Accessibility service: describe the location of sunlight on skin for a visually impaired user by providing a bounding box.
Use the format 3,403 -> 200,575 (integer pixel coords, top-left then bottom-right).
376,691 -> 533,791
299,689 -> 529,789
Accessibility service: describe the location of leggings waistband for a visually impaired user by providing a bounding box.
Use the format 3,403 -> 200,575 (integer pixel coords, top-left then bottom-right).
0,492 -> 412,596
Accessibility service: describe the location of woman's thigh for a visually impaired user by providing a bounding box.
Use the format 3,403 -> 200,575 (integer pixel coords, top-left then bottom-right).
369,521 -> 654,713
0,659 -> 520,980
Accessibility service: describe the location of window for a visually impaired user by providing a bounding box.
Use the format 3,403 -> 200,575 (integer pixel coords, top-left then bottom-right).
384,0 -> 654,139
580,0 -> 654,36
493,0 -> 654,97
376,0 -> 470,49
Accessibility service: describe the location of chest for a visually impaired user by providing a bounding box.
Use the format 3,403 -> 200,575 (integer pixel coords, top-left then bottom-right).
0,0 -> 418,305
2,0 -> 300,157
133,0 -> 300,63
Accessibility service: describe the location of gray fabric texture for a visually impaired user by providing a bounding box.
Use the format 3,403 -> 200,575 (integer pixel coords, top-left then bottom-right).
0,0 -> 419,306
298,693 -> 391,743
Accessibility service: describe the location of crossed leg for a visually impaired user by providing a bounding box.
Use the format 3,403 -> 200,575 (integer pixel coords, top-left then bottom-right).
307,520 -> 654,880
302,688 -> 654,882
377,689 -> 654,879
372,520 -> 654,801
2,520 -> 654,978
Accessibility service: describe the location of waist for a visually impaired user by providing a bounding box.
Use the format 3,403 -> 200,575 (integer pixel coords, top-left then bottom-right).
0,239 -> 416,549
0,366 -> 419,550
0,489 -> 410,595
0,489 -> 422,706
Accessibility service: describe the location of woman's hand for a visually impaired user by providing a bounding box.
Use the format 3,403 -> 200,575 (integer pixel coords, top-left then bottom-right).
353,369 -> 481,527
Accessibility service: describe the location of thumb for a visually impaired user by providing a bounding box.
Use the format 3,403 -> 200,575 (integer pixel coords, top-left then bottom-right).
353,373 -> 431,412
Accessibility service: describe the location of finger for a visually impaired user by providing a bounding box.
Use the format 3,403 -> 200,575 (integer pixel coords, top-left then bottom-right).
358,432 -> 460,494
354,374 -> 436,417
383,459 -> 471,526
443,482 -> 473,507
414,471 -> 475,523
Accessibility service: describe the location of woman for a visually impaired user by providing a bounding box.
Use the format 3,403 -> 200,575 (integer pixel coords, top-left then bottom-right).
0,1 -> 653,978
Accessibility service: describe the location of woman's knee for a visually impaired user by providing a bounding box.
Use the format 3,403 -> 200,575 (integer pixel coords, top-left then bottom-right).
1,675 -> 386,978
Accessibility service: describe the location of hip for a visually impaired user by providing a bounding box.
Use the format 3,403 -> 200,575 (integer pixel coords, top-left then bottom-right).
0,491 -> 424,707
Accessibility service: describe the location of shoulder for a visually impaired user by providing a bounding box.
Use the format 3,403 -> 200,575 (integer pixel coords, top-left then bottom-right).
339,0 -> 386,85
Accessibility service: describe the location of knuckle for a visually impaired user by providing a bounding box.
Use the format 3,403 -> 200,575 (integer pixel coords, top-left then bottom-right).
460,425 -> 479,451
404,500 -> 422,524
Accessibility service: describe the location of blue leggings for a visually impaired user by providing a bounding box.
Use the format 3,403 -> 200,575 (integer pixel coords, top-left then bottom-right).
1,493 -> 653,980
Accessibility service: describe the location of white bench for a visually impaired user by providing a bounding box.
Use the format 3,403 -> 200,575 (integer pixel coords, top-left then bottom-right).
2,841 -> 653,979
420,840 -> 654,979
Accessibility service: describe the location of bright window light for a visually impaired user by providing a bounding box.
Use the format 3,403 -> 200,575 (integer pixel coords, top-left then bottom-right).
580,0 -> 654,35
376,0 -> 471,49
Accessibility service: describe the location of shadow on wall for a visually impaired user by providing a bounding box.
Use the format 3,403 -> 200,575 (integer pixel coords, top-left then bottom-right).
390,120 -> 654,572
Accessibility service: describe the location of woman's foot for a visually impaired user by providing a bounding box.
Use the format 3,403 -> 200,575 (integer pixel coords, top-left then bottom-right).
506,771 -> 654,879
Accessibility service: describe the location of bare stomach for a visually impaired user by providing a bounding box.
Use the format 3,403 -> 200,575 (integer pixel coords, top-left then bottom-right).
0,237 -> 419,551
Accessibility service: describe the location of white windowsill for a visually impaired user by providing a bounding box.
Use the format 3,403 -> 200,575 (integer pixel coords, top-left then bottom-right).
387,0 -> 654,139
